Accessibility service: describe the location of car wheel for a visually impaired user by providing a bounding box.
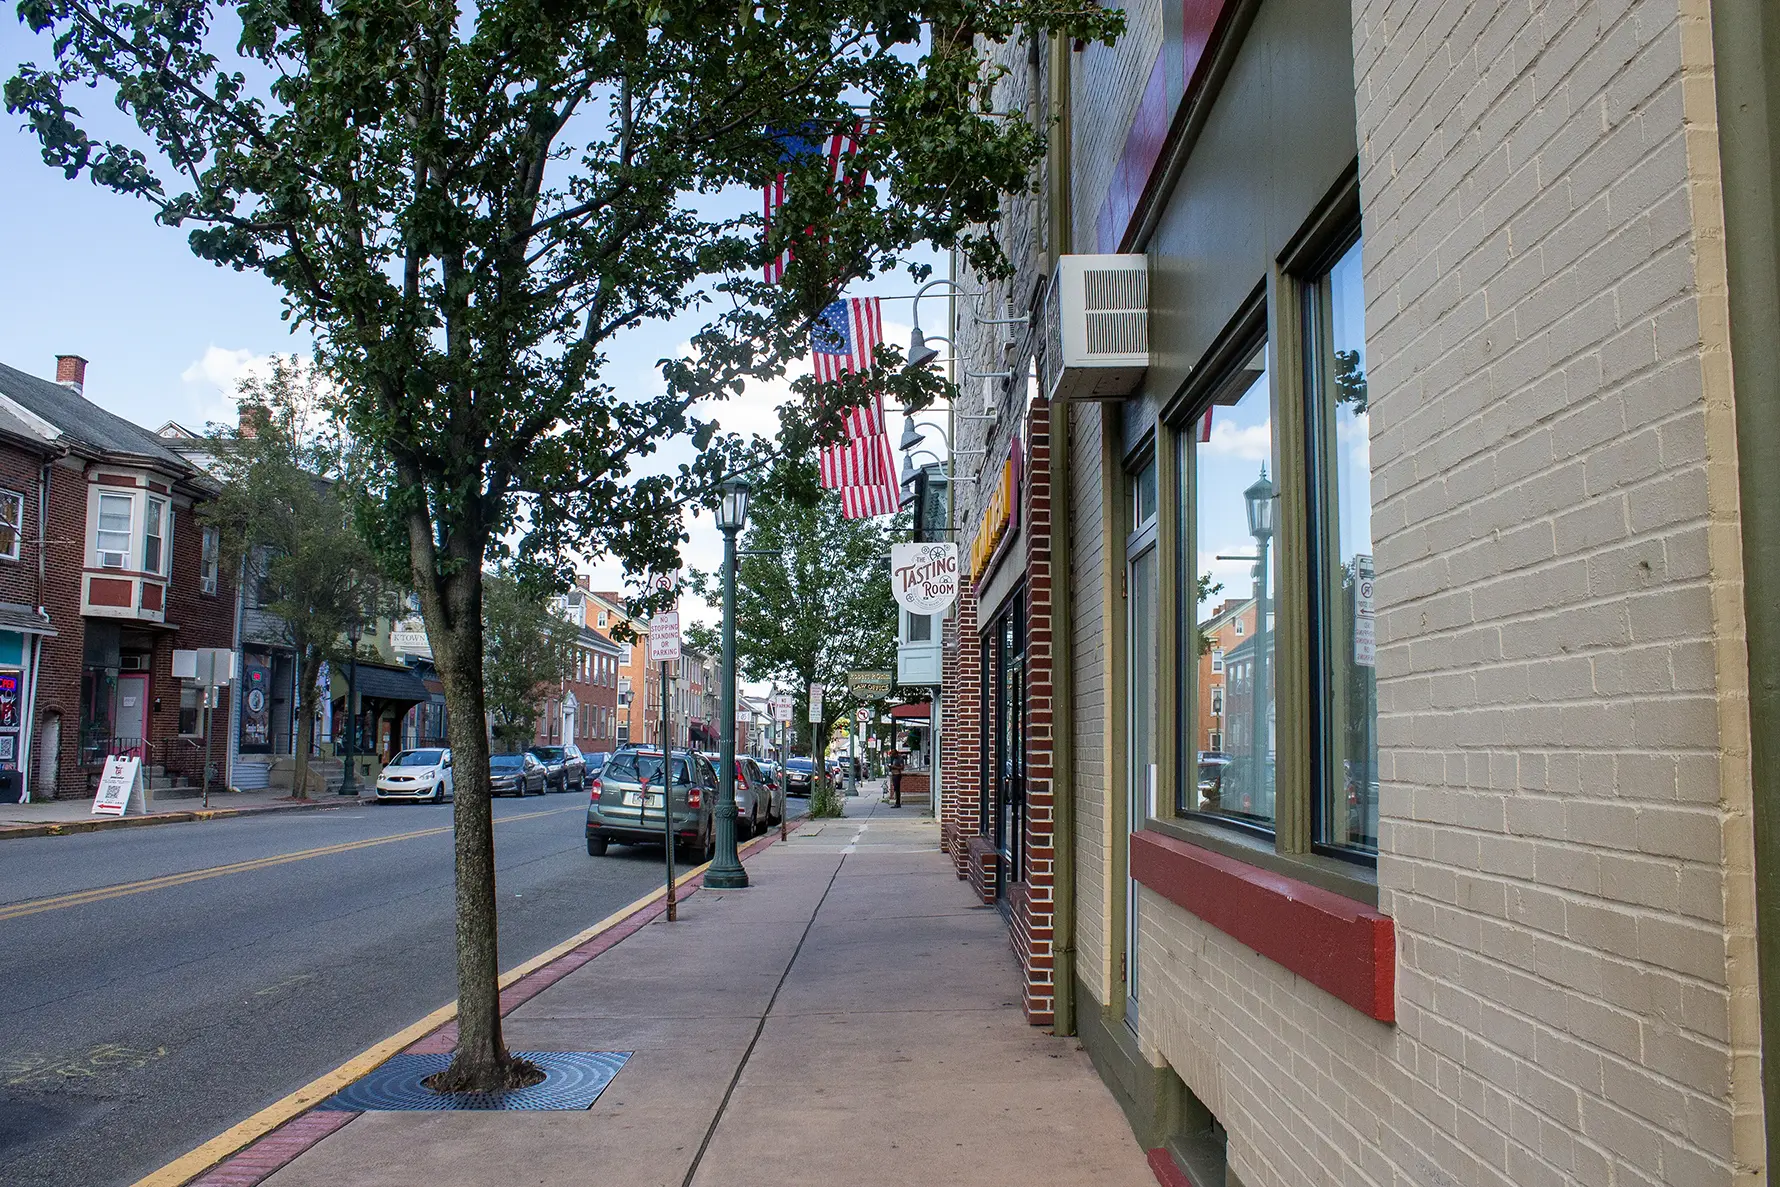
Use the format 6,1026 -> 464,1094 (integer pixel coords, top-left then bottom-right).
432,783 -> 445,804
587,835 -> 608,856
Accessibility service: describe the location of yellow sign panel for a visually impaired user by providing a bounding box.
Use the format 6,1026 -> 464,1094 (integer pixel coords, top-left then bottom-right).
967,439 -> 1022,584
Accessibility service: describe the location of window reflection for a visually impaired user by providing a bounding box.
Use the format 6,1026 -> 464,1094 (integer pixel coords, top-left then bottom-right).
1312,238 -> 1378,854
1190,345 -> 1275,830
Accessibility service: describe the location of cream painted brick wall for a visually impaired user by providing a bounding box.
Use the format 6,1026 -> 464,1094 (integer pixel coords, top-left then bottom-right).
1117,2 -> 1761,1186
1069,0 -> 1163,248
1071,399 -> 1112,1004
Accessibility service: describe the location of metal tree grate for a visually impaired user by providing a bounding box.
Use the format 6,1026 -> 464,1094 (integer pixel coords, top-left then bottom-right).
317,1051 -> 631,1112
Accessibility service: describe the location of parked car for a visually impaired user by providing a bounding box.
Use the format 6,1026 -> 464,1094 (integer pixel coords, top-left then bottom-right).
490,751 -> 548,796
586,748 -> 717,860
375,748 -> 454,803
743,756 -> 783,826
731,756 -> 773,836
528,743 -> 587,792
583,751 -> 613,781
783,757 -> 815,797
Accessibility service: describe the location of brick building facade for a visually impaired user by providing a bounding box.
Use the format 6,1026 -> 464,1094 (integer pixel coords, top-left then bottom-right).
0,356 -> 237,801
927,0 -> 1780,1182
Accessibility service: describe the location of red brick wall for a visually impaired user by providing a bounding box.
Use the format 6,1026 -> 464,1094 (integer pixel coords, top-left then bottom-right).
941,581 -> 981,878
34,460 -> 89,798
1019,396 -> 1056,1025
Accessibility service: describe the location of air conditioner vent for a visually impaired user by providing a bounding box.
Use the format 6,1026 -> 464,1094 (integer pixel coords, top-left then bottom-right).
100,551 -> 126,569
1043,254 -> 1149,402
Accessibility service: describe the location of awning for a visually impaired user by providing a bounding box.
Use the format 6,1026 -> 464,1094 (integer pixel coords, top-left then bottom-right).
890,703 -> 933,721
341,662 -> 430,707
0,603 -> 56,637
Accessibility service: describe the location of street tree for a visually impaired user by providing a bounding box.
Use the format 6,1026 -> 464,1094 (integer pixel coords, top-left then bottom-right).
482,572 -> 580,752
200,360 -> 381,800
688,468 -> 900,763
8,0 -> 1120,1090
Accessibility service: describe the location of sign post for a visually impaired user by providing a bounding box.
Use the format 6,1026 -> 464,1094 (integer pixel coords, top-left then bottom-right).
174,647 -> 237,807
770,693 -> 793,839
649,575 -> 683,921
807,682 -> 824,797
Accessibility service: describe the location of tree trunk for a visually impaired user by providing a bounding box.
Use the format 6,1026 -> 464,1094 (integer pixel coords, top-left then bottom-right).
291,644 -> 323,800
419,563 -> 540,1093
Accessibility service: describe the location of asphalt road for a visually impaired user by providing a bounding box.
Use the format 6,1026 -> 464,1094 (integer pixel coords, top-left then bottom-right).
0,788 -> 792,1187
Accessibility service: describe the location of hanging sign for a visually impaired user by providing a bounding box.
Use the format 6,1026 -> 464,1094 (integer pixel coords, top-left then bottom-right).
967,437 -> 1023,585
807,683 -> 825,723
1353,554 -> 1376,668
890,542 -> 960,615
847,671 -> 892,699
92,756 -> 147,817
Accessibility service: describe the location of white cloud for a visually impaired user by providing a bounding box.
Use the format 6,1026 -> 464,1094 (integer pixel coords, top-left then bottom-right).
180,345 -> 295,428
1204,417 -> 1272,461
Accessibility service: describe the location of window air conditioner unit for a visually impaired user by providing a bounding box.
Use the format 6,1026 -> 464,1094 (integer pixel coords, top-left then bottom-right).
100,551 -> 127,569
1042,254 -> 1149,401
120,655 -> 149,672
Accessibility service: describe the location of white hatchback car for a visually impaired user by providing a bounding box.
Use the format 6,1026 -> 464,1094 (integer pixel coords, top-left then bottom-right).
375,748 -> 454,803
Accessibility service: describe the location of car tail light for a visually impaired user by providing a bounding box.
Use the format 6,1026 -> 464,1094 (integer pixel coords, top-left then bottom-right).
687,785 -> 702,809
589,779 -> 601,802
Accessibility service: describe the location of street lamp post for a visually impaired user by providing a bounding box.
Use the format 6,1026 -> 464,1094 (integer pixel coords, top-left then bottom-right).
707,476 -> 752,890
340,617 -> 363,796
1243,468 -> 1274,815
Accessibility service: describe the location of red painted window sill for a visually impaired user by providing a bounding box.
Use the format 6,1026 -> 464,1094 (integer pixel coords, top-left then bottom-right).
1129,829 -> 1395,1022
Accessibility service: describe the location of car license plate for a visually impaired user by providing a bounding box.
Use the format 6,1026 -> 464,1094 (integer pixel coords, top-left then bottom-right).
623,792 -> 665,808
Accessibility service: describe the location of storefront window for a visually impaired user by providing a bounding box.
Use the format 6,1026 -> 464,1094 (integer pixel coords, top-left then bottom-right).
1185,344 -> 1275,832
1307,236 -> 1378,855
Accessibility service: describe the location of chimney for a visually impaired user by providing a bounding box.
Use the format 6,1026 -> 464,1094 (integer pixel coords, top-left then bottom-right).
55,355 -> 87,395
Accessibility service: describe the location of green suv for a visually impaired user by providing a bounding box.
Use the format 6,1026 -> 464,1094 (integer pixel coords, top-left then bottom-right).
585,748 -> 716,861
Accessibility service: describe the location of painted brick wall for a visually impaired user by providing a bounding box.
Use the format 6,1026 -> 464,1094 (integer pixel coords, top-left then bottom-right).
1069,0 -> 1164,251
1068,400 -> 1113,1006
1118,3 -> 1763,1186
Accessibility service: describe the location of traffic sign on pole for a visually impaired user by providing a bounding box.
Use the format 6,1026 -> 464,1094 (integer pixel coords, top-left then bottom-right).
649,610 -> 682,663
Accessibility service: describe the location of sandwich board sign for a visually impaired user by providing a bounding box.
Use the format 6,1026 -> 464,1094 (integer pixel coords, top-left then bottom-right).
92,755 -> 148,817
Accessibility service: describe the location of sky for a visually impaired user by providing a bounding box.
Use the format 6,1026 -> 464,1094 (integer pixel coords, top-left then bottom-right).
0,21 -> 950,632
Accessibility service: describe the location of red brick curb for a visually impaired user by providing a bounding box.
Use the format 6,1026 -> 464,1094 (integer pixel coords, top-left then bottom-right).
178,820 -> 802,1187
0,797 -> 352,840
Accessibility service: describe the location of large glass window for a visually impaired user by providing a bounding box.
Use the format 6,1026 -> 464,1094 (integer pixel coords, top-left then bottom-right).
1308,237 -> 1378,855
1184,345 -> 1275,832
200,525 -> 220,594
0,491 -> 22,561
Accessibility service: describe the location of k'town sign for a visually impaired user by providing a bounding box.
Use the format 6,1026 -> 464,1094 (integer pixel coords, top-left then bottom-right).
890,542 -> 959,616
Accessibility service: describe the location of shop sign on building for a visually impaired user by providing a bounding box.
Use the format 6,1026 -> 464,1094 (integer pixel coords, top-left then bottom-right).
389,617 -> 432,657
890,542 -> 960,615
966,437 -> 1023,585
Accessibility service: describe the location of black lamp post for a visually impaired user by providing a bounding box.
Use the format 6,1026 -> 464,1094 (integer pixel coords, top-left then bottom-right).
340,617 -> 363,796
707,476 -> 752,889
1243,468 -> 1274,811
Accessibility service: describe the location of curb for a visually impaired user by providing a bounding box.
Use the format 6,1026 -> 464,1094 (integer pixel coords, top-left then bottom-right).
136,819 -> 804,1187
0,797 -> 354,840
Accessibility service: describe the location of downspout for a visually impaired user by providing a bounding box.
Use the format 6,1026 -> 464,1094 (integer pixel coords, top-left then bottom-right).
1047,29 -> 1078,1036
1712,0 -> 1780,1170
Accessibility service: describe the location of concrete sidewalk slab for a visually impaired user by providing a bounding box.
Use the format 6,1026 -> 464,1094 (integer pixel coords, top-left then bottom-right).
249,798 -> 1152,1187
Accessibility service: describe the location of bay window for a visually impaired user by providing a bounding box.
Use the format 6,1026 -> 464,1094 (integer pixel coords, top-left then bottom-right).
143,497 -> 166,574
96,493 -> 133,567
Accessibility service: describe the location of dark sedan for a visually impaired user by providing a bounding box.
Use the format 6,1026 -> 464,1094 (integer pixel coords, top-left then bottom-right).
528,744 -> 587,792
783,757 -> 814,797
490,752 -> 548,796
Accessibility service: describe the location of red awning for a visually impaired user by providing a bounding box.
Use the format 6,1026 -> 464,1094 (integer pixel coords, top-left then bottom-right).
890,703 -> 933,720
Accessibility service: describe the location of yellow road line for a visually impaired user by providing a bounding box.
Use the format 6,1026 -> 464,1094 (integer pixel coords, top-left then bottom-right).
0,806 -> 577,923
130,856 -> 713,1187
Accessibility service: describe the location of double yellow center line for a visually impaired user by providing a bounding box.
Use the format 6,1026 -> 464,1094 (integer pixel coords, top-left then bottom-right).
0,806 -> 578,923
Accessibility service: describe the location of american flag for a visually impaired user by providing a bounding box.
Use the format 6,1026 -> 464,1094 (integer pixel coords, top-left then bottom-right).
763,123 -> 862,284
811,297 -> 882,385
838,431 -> 900,518
810,296 -> 897,514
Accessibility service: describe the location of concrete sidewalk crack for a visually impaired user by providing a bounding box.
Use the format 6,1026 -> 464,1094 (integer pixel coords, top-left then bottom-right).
678,851 -> 848,1187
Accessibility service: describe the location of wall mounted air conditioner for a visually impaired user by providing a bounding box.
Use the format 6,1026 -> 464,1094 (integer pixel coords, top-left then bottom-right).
1042,254 -> 1149,401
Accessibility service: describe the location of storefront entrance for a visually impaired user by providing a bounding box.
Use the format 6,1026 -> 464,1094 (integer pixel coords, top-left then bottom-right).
984,592 -> 1026,907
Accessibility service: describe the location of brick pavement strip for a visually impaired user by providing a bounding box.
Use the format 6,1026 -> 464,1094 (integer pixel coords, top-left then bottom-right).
147,827 -> 781,1187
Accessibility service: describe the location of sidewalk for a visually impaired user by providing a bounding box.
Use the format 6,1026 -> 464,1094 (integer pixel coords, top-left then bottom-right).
206,798 -> 1154,1187
0,788 -> 355,838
